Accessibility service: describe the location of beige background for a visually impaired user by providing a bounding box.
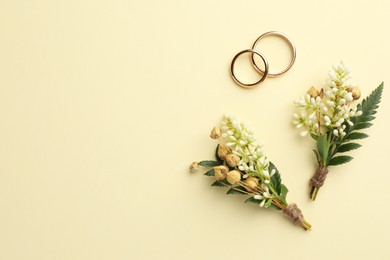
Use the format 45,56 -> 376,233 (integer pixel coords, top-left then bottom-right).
1,0 -> 390,259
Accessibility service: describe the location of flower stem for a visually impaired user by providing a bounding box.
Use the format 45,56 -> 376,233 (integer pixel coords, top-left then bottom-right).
310,186 -> 320,201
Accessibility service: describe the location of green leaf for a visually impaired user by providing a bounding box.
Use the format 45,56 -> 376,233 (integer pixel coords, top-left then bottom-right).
244,196 -> 280,210
330,84 -> 383,162
265,199 -> 273,208
354,122 -> 373,130
211,181 -> 224,187
359,82 -> 383,115
211,179 -> 230,187
245,197 -> 259,204
360,115 -> 376,122
312,149 -> 321,164
317,134 -> 328,161
215,145 -> 224,164
269,162 -> 281,194
349,83 -> 383,130
199,160 -> 219,167
337,143 -> 362,153
204,169 -> 214,176
268,203 -> 281,210
226,186 -> 246,195
329,155 -> 353,166
346,132 -> 369,140
310,133 -> 318,141
279,184 -> 288,204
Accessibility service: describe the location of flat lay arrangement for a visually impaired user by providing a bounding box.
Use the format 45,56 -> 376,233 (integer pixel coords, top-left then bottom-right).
189,31 -> 384,230
3,1 -> 390,259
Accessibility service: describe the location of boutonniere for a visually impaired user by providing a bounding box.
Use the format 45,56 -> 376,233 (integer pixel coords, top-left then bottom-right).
190,115 -> 311,230
292,61 -> 383,200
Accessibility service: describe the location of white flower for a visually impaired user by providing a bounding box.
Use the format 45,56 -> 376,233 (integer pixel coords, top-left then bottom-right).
254,195 -> 263,200
220,115 -> 273,189
293,61 -> 363,139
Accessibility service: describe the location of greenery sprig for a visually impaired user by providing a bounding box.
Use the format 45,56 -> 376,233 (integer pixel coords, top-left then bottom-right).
190,115 -> 311,230
293,60 -> 384,200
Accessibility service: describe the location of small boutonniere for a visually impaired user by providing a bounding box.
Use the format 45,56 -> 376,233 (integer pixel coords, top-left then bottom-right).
293,60 -> 384,200
190,115 -> 311,230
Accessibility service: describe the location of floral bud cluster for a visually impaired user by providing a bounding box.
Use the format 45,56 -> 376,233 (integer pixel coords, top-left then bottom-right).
293,61 -> 363,138
219,115 -> 276,204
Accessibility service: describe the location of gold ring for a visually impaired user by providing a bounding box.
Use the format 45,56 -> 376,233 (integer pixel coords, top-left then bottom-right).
230,49 -> 269,88
251,31 -> 296,77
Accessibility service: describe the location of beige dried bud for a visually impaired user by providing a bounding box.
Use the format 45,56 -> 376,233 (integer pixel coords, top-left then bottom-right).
225,153 -> 240,167
347,87 -> 361,100
351,87 -> 361,100
319,88 -> 324,98
189,162 -> 199,173
307,86 -> 319,98
213,165 -> 229,181
244,177 -> 259,192
226,170 -> 241,185
217,144 -> 231,160
210,127 -> 222,139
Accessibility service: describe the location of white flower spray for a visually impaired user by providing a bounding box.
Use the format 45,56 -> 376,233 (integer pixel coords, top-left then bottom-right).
293,60 -> 362,139
221,115 -> 275,201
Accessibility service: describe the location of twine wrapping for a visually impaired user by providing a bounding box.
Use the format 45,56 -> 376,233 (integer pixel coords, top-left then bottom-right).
310,167 -> 329,188
282,203 -> 304,226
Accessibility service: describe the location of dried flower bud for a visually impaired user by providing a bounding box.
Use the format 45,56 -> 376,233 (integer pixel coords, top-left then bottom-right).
352,87 -> 361,100
347,87 -> 361,100
319,88 -> 324,98
225,153 -> 240,167
307,86 -> 319,98
214,165 -> 229,181
189,162 -> 199,173
226,170 -> 241,185
217,144 -> 231,160
210,127 -> 222,139
244,177 -> 259,192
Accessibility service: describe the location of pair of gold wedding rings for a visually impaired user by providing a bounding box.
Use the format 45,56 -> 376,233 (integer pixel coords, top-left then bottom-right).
230,31 -> 296,88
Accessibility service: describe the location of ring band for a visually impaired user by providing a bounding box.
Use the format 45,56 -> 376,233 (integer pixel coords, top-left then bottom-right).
251,31 -> 296,77
230,49 -> 269,88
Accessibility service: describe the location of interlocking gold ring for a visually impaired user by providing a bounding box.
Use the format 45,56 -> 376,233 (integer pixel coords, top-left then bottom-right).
251,31 -> 296,77
230,49 -> 269,88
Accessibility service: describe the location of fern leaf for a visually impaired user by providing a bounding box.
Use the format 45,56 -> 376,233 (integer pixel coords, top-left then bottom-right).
329,83 -> 384,164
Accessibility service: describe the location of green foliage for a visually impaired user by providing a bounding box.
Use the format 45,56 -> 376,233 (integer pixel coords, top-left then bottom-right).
317,134 -> 329,165
337,143 -> 362,153
328,155 -> 353,166
211,181 -> 224,187
245,197 -> 259,204
279,184 -> 289,205
310,133 -> 318,141
325,83 -> 383,167
226,186 -> 247,195
215,144 -> 224,165
204,169 -> 214,176
312,149 -> 321,164
244,197 -> 281,210
268,203 -> 282,210
207,160 -> 290,212
354,122 -> 373,130
265,199 -> 273,208
199,160 -> 219,167
345,132 -> 369,141
269,162 -> 281,194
